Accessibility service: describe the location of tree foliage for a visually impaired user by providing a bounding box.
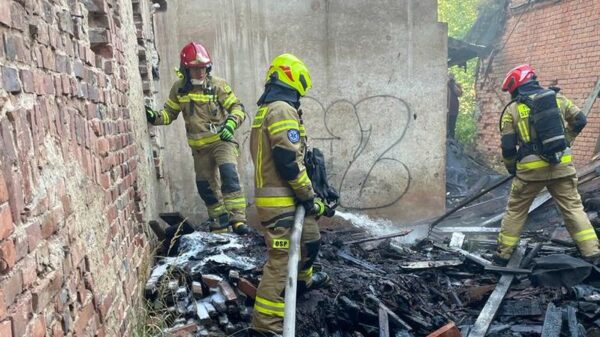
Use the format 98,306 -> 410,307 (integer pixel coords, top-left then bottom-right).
438,0 -> 481,147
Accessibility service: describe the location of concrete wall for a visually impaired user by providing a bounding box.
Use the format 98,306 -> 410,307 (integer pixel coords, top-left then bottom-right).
0,0 -> 162,336
476,0 -> 600,167
154,0 -> 448,224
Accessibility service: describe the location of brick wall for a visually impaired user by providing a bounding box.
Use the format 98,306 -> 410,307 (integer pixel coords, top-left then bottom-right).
0,0 -> 160,336
476,0 -> 600,167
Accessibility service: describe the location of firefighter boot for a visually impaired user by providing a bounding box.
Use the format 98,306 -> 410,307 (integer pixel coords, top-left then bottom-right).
583,253 -> 600,266
209,213 -> 231,233
298,271 -> 331,293
231,221 -> 250,235
492,253 -> 509,267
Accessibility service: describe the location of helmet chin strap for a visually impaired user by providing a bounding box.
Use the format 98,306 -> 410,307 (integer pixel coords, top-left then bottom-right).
190,79 -> 205,86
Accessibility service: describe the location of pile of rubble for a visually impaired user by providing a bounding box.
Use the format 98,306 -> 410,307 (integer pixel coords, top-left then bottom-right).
143,230 -> 265,336
143,162 -> 600,337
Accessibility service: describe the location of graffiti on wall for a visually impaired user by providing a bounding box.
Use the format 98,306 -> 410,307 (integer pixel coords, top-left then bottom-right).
301,95 -> 412,210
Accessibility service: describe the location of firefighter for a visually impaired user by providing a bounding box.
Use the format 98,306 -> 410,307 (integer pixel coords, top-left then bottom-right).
494,64 -> 600,265
249,53 -> 334,336
145,42 -> 249,235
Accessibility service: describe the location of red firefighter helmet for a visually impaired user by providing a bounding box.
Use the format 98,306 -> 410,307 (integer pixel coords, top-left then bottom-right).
502,64 -> 536,94
180,42 -> 212,68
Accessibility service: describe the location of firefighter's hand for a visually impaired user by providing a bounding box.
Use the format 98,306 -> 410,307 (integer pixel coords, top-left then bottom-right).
145,105 -> 157,124
219,118 -> 237,141
312,198 -> 335,218
505,163 -> 516,176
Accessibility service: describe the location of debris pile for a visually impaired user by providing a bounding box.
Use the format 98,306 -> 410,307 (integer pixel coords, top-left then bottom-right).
144,231 -> 264,336
143,162 -> 600,337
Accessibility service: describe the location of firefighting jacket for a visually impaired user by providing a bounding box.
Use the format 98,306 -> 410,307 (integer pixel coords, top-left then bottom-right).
250,101 -> 315,227
152,76 -> 246,148
500,93 -> 586,181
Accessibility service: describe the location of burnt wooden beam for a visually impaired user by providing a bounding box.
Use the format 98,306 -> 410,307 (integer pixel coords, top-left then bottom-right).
467,243 -> 526,337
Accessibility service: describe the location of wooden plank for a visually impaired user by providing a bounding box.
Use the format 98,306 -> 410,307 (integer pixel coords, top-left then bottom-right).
434,243 -> 492,267
399,260 -> 463,270
566,306 -> 580,337
436,227 -> 500,233
484,265 -> 532,274
541,303 -> 562,337
366,294 -> 413,331
337,250 -> 386,273
581,77 -> 600,117
467,243 -> 526,337
379,306 -> 390,337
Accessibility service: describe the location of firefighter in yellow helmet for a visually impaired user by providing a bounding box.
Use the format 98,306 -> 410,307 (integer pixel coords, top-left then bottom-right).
145,42 -> 249,234
494,64 -> 600,265
249,54 -> 334,336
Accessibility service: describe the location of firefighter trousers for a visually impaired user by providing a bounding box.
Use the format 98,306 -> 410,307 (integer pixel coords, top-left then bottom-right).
496,175 -> 600,259
192,141 -> 247,225
251,214 -> 321,334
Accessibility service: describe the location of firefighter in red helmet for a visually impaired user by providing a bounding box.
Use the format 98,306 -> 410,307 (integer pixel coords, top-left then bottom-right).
495,64 -> 599,265
146,42 -> 249,234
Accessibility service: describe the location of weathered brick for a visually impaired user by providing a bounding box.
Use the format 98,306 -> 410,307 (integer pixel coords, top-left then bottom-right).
50,320 -> 64,337
20,69 -> 34,93
73,299 -> 95,336
10,2 -> 26,31
41,1 -> 54,24
73,59 -> 84,79
96,138 -> 109,157
0,171 -> 8,205
57,10 -> 73,35
0,239 -> 16,273
0,289 -> 6,318
83,0 -> 108,14
32,270 -> 61,313
20,255 -> 37,289
9,293 -> 32,337
40,207 -> 63,239
0,320 -> 11,337
0,204 -> 13,241
55,53 -> 68,73
0,271 -> 22,308
29,315 -> 46,337
0,0 -> 11,27
41,46 -> 55,71
2,67 -> 21,93
33,70 -> 46,94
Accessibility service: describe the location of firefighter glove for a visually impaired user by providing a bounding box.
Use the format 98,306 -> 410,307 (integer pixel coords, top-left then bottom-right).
219,118 -> 237,141
505,163 -> 516,176
303,198 -> 335,218
145,105 -> 157,124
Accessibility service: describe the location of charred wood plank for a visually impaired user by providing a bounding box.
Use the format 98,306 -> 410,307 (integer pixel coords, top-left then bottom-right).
379,306 -> 390,337
399,260 -> 463,270
337,250 -> 385,273
541,303 -> 562,337
467,243 -> 526,337
566,306 -> 581,337
366,294 -> 413,331
434,243 -> 491,267
483,265 -> 532,274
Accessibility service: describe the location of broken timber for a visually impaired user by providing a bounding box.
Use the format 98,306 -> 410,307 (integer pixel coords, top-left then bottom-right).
581,76 -> 600,117
434,243 -> 491,267
337,250 -> 386,273
483,265 -> 532,274
467,243 -> 526,337
541,303 -> 562,337
366,294 -> 413,331
379,306 -> 390,337
399,260 -> 463,270
566,306 -> 581,337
